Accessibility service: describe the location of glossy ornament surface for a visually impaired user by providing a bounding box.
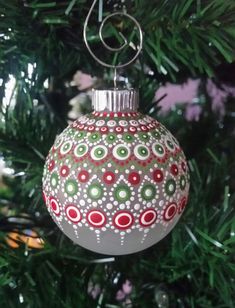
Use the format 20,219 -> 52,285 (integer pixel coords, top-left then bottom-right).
42,89 -> 190,255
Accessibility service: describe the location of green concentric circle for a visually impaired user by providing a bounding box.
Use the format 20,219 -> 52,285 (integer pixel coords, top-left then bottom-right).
114,185 -> 131,202
65,179 -> 78,196
180,175 -> 186,190
74,143 -> 88,158
50,172 -> 59,188
88,183 -> 103,200
106,133 -> 117,144
88,132 -> 101,143
165,179 -> 176,196
141,184 -> 156,201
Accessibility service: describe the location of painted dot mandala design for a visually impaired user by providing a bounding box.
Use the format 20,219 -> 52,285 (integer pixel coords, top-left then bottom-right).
42,111 -> 190,255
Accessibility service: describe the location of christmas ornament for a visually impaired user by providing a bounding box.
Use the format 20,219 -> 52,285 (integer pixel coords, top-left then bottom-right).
42,0 -> 190,255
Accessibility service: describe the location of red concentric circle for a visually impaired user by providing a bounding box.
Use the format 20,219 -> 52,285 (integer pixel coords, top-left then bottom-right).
113,211 -> 134,230
103,171 -> 115,184
87,210 -> 107,228
88,126 -> 95,132
178,197 -> 187,214
181,161 -> 187,172
65,205 -> 82,223
60,165 -> 70,177
128,126 -> 137,133
100,126 -> 108,134
49,197 -> 60,216
48,160 -> 55,172
170,164 -> 179,176
153,169 -> 164,182
139,209 -> 157,227
163,203 -> 177,221
115,126 -> 124,133
77,170 -> 89,183
128,172 -> 140,185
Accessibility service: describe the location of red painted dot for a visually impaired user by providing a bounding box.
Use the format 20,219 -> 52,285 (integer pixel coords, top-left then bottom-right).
163,203 -> 177,221
178,197 -> 187,214
87,210 -> 106,228
153,169 -> 164,182
128,126 -> 137,133
103,171 -> 115,184
48,160 -> 55,171
170,164 -> 179,176
181,161 -> 187,172
145,212 -> 154,222
78,170 -> 89,183
115,126 -> 124,133
113,211 -> 134,230
100,126 -> 108,133
60,165 -> 70,177
141,125 -> 148,131
49,197 -> 60,216
139,209 -> 157,227
88,125 -> 95,131
128,172 -> 140,185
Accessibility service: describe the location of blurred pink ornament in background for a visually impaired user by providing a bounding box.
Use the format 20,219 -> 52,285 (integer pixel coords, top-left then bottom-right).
71,71 -> 95,90
155,78 -> 235,120
116,279 -> 133,302
155,79 -> 200,112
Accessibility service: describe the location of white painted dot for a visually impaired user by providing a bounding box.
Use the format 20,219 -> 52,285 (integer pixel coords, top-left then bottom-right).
134,204 -> 140,210
67,184 -> 74,192
145,189 -> 152,197
91,187 -> 99,196
119,190 -> 127,198
120,204 -> 125,209
80,200 -> 85,206
107,204 -> 113,210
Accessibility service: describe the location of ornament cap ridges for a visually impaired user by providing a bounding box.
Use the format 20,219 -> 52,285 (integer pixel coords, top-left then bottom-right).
92,88 -> 139,112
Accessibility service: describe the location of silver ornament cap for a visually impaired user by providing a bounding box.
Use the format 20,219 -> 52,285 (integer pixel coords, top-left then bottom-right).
92,88 -> 139,112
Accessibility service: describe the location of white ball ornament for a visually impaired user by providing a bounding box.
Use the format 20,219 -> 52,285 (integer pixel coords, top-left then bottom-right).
42,89 -> 190,255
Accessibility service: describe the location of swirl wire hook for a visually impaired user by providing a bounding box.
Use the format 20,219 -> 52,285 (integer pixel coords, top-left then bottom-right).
83,0 -> 143,70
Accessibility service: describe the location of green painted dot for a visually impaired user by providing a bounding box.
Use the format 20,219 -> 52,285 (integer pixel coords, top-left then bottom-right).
50,173 -> 59,188
94,147 -> 106,159
88,184 -> 103,200
152,131 -> 161,139
75,131 -> 86,141
106,133 -> 117,144
117,146 -> 129,158
141,184 -> 156,201
180,175 -> 186,190
74,144 -> 88,157
137,146 -> 149,157
155,144 -> 164,155
88,133 -> 101,143
165,179 -> 176,196
114,185 -> 131,202
123,133 -> 134,143
166,139 -> 174,150
139,132 -> 150,142
65,179 -> 78,196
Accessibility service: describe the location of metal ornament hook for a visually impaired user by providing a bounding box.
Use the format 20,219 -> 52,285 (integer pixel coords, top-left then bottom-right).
83,0 -> 143,76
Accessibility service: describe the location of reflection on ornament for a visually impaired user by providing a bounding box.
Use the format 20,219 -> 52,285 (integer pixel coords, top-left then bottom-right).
6,230 -> 44,249
42,89 -> 190,255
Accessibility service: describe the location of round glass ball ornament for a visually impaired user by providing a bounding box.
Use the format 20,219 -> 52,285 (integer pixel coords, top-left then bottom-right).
42,89 -> 190,255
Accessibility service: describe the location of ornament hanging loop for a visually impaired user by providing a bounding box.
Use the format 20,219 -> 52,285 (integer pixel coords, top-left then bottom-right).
83,0 -> 143,71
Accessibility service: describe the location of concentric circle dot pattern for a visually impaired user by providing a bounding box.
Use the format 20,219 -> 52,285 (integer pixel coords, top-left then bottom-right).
43,111 -> 190,255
